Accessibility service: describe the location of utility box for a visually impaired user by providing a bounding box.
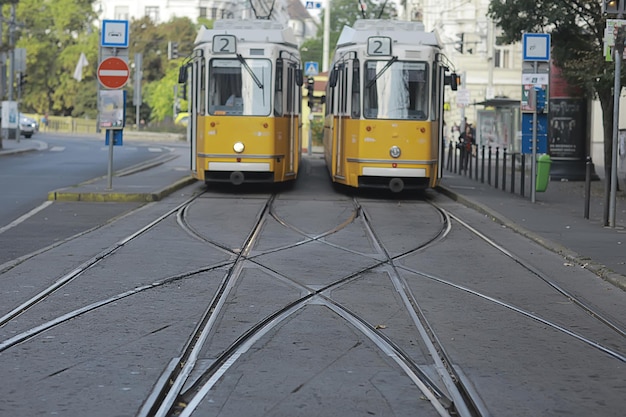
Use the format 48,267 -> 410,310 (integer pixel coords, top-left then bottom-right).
536,154 -> 552,192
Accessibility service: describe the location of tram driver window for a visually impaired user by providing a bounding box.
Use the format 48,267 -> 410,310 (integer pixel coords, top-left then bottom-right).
364,61 -> 428,120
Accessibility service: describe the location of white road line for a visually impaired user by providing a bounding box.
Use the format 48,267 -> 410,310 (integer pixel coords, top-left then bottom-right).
0,201 -> 54,235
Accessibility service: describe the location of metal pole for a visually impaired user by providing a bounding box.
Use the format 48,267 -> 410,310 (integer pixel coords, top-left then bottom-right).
107,130 -> 114,189
609,23 -> 622,227
585,156 -> 592,219
322,0 -> 330,72
9,4 -> 17,142
531,62 -> 538,203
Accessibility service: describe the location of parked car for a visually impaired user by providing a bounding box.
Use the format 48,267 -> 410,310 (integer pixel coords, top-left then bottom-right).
19,114 -> 38,138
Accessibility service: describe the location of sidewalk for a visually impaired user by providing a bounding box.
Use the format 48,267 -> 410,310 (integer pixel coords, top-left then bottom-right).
438,169 -> 626,291
0,137 -> 48,155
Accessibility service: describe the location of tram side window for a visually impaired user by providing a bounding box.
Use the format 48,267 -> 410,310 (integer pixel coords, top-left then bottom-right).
351,62 -> 360,118
274,63 -> 283,116
198,60 -> 206,115
407,63 -> 429,120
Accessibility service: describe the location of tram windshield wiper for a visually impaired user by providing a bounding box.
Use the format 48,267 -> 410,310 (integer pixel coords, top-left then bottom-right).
237,54 -> 264,89
366,56 -> 398,89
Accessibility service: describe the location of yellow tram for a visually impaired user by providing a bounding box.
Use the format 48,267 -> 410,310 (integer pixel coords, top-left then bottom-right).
323,20 -> 457,192
180,20 -> 303,185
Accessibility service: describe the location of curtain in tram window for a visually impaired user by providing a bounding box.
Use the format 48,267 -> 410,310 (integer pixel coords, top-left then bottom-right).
376,62 -> 408,119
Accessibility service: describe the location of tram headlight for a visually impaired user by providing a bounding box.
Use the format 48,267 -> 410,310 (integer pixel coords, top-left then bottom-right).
390,146 -> 401,158
233,142 -> 245,153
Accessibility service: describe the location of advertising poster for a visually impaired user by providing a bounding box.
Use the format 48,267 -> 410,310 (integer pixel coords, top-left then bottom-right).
99,90 -> 126,129
1,101 -> 18,129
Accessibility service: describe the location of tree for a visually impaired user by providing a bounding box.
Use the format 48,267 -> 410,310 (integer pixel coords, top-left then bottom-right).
129,17 -> 198,124
12,0 -> 98,116
488,0 -> 620,205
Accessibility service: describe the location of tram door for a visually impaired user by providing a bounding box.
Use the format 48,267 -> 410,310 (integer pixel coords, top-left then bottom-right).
286,62 -> 300,174
332,63 -> 352,180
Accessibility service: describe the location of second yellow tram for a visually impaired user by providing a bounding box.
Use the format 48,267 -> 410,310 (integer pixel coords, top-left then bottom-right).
323,20 -> 457,192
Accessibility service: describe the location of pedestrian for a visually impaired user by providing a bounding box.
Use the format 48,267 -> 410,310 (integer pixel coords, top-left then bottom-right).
458,123 -> 475,170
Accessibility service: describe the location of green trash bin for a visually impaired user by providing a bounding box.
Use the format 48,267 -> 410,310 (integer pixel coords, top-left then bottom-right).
536,154 -> 552,192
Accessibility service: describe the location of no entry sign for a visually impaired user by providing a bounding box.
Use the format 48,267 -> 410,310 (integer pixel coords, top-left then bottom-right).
97,57 -> 130,89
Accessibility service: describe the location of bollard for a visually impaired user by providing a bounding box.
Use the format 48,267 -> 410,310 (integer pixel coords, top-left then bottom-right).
520,154 -> 526,197
511,153 -> 516,194
454,142 -> 457,174
502,148 -> 507,191
488,146 -> 492,185
481,145 -> 485,183
495,147 -> 500,189
584,156 -> 592,219
474,144 -> 479,179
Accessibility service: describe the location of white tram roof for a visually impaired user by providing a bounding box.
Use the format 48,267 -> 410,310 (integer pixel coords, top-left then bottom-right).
336,19 -> 443,50
194,19 -> 298,48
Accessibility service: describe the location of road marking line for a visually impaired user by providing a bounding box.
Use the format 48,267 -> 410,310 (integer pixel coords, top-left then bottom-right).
0,201 -> 54,235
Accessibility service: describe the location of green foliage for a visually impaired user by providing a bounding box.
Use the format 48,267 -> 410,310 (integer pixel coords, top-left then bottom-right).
7,3 -> 197,122
487,0 -> 616,175
12,0 -> 98,115
310,117 -> 324,145
143,62 -> 186,122
301,0 -> 397,67
488,0 -> 607,96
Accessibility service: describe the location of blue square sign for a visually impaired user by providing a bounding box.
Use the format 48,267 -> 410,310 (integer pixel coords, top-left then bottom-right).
523,33 -> 550,61
101,20 -> 129,48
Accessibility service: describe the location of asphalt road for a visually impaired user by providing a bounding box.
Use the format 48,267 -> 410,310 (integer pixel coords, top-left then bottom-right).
0,133 -> 184,264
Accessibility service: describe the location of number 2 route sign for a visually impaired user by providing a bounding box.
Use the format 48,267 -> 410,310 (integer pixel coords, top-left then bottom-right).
97,57 -> 130,89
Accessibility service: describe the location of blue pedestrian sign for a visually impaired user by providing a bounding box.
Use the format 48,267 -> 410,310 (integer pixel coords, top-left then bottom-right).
305,61 -> 319,76
305,1 -> 322,9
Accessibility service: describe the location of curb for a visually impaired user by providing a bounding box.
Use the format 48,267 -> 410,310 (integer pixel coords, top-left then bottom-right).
47,176 -> 197,203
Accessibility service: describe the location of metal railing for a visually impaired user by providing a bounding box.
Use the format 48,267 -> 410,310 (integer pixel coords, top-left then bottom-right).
445,141 -> 530,197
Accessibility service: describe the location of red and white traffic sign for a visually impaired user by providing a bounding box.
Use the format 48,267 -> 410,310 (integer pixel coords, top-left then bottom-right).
97,57 -> 130,89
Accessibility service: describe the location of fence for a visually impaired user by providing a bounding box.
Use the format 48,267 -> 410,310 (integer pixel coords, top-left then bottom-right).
445,141 -> 536,198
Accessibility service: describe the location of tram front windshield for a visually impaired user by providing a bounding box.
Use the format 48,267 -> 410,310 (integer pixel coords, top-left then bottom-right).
208,59 -> 271,116
364,61 -> 429,120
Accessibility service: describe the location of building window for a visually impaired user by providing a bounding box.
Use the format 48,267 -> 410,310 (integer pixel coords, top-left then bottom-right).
145,6 -> 159,23
199,7 -> 207,18
494,49 -> 510,69
114,6 -> 129,20
211,7 -> 218,19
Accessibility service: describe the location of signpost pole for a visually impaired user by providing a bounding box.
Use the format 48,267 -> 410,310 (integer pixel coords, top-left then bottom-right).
531,62 -> 538,203
107,131 -> 114,189
99,19 -> 130,191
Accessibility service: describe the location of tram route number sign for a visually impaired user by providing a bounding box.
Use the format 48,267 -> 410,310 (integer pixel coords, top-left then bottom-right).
97,57 -> 130,89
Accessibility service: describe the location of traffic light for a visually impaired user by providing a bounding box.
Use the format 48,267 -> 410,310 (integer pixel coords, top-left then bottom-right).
454,33 -> 464,54
306,76 -> 315,108
603,0 -> 622,14
168,41 -> 179,60
17,72 -> 27,88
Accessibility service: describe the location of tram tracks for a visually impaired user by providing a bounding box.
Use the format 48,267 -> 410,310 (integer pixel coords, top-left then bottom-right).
141,195 -> 475,417
1,188 -> 624,417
